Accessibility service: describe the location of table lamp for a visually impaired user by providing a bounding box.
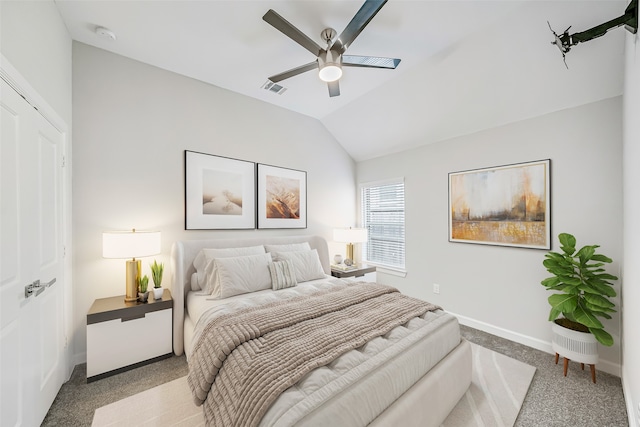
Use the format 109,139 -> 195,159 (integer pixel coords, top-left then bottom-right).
103,229 -> 161,302
333,227 -> 368,264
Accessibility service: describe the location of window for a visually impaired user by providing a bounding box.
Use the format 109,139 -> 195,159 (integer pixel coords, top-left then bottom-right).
360,179 -> 405,270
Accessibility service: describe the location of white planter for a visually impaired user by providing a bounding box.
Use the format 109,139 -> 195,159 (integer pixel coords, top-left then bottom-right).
153,287 -> 163,300
551,321 -> 599,365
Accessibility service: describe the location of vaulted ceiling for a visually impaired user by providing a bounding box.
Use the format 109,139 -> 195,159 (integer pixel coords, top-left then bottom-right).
55,0 -> 628,161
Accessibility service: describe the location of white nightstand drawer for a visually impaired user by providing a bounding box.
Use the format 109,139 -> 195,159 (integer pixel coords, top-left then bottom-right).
87,307 -> 172,378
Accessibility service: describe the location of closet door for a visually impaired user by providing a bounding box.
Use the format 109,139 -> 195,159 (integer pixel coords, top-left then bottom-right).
1,79 -> 66,426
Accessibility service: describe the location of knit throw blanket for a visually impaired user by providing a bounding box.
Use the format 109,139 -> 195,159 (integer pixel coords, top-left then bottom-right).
187,282 -> 440,427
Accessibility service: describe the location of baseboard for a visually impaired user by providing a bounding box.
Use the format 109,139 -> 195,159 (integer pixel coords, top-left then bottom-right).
622,372 -> 639,427
451,312 -> 621,377
73,351 -> 86,369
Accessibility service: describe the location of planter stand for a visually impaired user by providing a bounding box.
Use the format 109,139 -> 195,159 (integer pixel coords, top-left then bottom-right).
551,322 -> 598,383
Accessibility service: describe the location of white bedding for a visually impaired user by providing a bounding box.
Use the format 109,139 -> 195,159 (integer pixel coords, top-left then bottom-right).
171,236 -> 470,426
184,275 -> 335,357
187,278 -> 462,426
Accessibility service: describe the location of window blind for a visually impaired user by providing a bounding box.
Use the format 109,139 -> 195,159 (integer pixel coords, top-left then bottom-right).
361,179 -> 405,269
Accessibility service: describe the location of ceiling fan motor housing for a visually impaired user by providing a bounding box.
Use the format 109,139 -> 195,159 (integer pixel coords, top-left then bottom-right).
319,49 -> 341,69
318,49 -> 342,82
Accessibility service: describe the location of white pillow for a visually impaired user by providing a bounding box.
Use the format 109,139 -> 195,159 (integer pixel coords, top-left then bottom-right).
269,260 -> 297,290
264,242 -> 311,253
193,245 -> 265,290
272,249 -> 326,283
209,253 -> 273,299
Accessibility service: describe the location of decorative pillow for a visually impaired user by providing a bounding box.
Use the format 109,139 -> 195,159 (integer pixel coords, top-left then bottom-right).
272,249 -> 326,283
209,253 -> 273,299
268,260 -> 297,290
193,245 -> 265,291
264,242 -> 311,253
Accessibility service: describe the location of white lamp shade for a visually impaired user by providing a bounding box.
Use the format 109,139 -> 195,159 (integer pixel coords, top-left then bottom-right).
333,228 -> 368,244
102,230 -> 161,259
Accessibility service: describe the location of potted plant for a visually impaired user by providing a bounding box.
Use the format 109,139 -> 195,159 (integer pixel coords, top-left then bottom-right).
137,275 -> 149,303
150,260 -> 164,300
541,233 -> 618,381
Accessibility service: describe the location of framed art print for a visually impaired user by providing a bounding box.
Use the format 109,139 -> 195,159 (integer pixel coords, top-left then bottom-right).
257,164 -> 307,229
448,159 -> 551,249
184,150 -> 256,230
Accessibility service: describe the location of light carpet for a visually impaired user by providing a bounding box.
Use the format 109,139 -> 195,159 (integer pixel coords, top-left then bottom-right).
92,343 -> 535,427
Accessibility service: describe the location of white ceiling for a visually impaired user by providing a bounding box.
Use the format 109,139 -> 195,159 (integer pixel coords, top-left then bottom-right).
54,0 -> 628,161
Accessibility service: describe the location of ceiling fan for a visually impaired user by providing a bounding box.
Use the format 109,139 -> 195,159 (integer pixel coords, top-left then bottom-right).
262,0 -> 401,97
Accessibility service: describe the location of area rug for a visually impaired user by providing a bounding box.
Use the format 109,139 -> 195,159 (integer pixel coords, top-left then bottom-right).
92,343 -> 535,427
441,343 -> 536,427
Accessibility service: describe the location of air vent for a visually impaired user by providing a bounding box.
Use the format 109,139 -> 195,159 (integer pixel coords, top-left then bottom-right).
262,80 -> 287,95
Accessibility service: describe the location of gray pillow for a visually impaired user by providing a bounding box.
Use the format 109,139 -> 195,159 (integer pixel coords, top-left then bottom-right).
269,259 -> 297,290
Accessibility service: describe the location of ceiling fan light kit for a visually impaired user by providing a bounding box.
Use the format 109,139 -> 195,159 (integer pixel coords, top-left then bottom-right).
318,49 -> 342,82
262,0 -> 401,97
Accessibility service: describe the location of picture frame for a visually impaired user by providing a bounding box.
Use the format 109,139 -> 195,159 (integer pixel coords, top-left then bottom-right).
184,150 -> 256,230
257,163 -> 307,229
448,159 -> 551,249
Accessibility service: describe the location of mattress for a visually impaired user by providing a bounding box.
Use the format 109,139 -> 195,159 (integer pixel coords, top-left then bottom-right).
186,278 -> 462,426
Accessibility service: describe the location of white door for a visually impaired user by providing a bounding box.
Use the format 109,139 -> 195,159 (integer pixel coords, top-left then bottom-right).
1,79 -> 66,426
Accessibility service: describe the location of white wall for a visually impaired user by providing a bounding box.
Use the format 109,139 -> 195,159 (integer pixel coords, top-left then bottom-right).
0,1 -> 72,124
622,26 -> 640,426
357,97 -> 623,375
71,43 -> 356,362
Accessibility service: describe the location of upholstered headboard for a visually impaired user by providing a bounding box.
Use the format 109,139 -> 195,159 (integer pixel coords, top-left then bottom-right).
169,235 -> 330,355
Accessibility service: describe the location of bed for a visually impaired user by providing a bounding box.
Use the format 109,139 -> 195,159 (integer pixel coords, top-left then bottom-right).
170,235 -> 471,427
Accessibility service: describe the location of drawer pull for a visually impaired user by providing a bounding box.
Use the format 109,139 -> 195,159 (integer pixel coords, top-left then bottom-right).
121,313 -> 146,322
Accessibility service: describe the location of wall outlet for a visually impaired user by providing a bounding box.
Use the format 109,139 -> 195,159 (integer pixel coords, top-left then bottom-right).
433,283 -> 440,294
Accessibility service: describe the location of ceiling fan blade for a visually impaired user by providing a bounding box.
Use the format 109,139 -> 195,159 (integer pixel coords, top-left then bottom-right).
342,55 -> 400,69
263,9 -> 324,57
331,0 -> 388,54
268,61 -> 318,83
328,80 -> 340,97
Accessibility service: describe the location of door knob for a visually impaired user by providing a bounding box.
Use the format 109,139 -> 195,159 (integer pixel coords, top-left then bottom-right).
24,278 -> 56,298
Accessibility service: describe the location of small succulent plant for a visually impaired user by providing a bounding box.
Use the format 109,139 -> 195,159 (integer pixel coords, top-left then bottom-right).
138,275 -> 149,293
150,260 -> 164,288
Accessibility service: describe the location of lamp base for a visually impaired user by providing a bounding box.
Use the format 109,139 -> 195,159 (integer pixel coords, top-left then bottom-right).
346,243 -> 354,263
125,259 -> 141,302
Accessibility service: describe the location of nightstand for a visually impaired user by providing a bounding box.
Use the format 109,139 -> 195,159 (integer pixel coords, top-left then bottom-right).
331,264 -> 377,280
86,289 -> 173,382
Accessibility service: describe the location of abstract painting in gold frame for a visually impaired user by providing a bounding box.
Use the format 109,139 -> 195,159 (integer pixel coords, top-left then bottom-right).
449,159 -> 551,249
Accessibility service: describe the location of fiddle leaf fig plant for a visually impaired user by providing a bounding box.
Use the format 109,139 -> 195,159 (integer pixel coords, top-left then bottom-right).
541,233 -> 618,346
